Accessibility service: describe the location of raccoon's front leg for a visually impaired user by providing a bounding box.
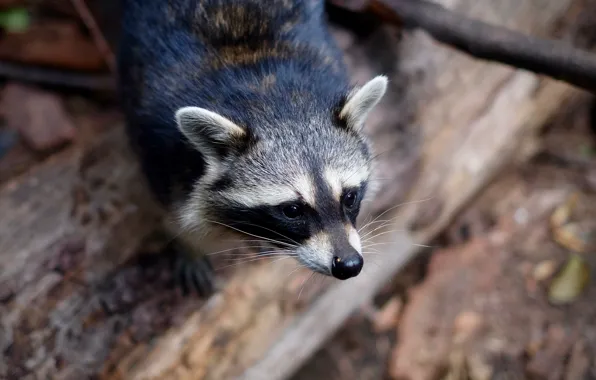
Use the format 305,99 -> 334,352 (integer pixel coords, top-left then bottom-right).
169,238 -> 216,297
162,215 -> 218,297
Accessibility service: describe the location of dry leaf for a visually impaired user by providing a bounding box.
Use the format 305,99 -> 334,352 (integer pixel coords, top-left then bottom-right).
550,192 -> 596,253
532,260 -> 557,282
548,255 -> 590,305
552,222 -> 596,253
550,193 -> 578,228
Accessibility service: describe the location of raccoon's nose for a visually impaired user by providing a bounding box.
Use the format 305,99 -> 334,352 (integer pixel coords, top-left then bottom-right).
331,252 -> 363,280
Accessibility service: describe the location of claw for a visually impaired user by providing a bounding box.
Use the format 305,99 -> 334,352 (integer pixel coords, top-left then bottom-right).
170,244 -> 216,298
190,260 -> 213,297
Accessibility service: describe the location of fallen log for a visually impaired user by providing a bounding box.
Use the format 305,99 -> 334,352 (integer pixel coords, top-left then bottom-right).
107,0 -> 590,377
0,122 -> 168,379
1,0 -> 592,379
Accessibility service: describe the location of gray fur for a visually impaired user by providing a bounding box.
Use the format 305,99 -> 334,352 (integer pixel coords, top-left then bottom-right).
177,75 -> 387,277
117,0 -> 389,284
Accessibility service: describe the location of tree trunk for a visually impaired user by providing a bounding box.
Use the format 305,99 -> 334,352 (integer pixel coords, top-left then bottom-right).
1,0 -> 591,379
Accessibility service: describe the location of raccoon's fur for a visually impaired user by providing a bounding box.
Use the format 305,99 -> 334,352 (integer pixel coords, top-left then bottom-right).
117,0 -> 388,296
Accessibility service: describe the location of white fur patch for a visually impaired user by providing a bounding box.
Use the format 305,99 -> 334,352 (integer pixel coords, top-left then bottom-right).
324,167 -> 343,199
308,232 -> 333,254
346,224 -> 362,254
342,166 -> 370,189
324,165 -> 370,200
297,232 -> 333,274
293,173 -> 317,206
176,106 -> 245,145
172,107 -> 251,238
219,173 -> 317,208
340,75 -> 388,131
175,106 -> 245,189
175,194 -> 208,235
201,158 -> 224,187
221,185 -> 299,207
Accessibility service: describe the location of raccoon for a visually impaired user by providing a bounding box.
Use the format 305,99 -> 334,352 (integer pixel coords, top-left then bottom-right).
117,0 -> 388,296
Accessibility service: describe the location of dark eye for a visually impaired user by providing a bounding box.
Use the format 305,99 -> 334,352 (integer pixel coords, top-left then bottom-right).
343,190 -> 358,209
282,203 -> 304,219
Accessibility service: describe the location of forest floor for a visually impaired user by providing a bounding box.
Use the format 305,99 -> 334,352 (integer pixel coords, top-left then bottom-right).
293,98 -> 596,380
1,1 -> 596,380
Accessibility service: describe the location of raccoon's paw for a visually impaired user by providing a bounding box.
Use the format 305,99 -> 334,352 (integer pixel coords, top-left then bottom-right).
172,249 -> 216,298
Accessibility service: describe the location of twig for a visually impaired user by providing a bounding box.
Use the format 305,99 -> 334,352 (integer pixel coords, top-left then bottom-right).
330,0 -> 596,93
0,61 -> 115,90
70,0 -> 116,73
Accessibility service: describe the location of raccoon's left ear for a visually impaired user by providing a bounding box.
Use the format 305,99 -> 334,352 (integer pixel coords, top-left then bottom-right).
175,106 -> 247,156
339,75 -> 388,132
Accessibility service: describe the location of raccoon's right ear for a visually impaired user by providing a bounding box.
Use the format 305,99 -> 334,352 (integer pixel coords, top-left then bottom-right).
175,106 -> 247,155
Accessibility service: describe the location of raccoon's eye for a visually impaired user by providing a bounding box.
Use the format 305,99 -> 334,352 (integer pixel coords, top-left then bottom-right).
343,190 -> 358,209
282,204 -> 304,219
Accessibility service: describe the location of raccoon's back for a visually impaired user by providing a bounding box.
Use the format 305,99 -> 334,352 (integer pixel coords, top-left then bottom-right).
117,0 -> 349,204
117,0 -> 345,118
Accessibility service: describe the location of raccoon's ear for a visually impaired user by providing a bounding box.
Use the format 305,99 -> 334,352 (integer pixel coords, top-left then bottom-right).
175,106 -> 247,155
339,75 -> 388,132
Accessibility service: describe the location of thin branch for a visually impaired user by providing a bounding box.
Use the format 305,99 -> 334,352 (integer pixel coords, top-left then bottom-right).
0,61 -> 115,90
330,0 -> 596,93
70,0 -> 116,73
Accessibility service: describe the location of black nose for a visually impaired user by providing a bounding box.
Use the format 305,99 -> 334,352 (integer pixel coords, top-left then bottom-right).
331,254 -> 363,280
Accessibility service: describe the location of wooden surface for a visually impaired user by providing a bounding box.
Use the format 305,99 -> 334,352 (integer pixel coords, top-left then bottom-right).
0,122 -> 168,379
399,0 -> 585,239
106,0 -> 586,378
1,0 -> 590,379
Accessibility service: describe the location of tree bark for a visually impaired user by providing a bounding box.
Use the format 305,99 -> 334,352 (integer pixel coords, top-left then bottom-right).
1,0 -> 591,379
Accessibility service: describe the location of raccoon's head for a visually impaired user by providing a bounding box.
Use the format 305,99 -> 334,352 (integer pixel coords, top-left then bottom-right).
175,75 -> 388,280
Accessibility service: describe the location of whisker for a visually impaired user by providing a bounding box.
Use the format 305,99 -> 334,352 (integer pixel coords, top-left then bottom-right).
362,241 -> 436,250
358,220 -> 401,239
155,220 -> 199,247
362,241 -> 402,249
230,239 -> 272,244
285,265 -> 305,279
206,245 -> 274,256
359,196 -> 435,231
220,248 -> 292,259
215,254 -> 297,271
270,255 -> 296,264
361,229 -> 401,243
221,221 -> 301,247
358,214 -> 375,231
311,272 -> 330,290
205,219 -> 298,248
357,220 -> 391,238
358,216 -> 392,231
221,252 -> 292,261
298,272 -> 315,301
412,243 -> 436,248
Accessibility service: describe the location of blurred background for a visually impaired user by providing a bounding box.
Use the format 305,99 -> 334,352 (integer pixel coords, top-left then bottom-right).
1,0 -> 596,379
